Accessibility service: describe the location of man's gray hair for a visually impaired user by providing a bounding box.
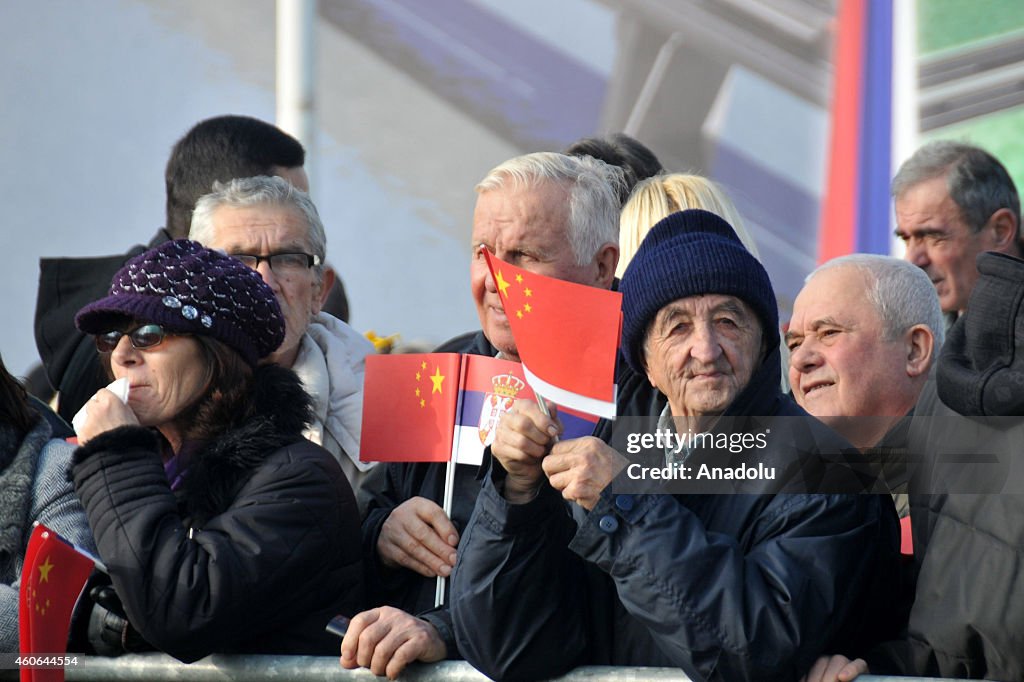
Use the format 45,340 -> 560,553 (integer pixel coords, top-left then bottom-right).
190,175 -> 327,276
891,140 -> 1020,234
475,152 -> 624,265
810,254 -> 945,349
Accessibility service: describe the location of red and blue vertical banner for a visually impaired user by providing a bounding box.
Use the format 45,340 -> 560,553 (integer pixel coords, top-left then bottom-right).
819,0 -> 896,262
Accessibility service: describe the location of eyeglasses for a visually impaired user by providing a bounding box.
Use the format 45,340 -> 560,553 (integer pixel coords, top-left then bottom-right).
231,252 -> 321,273
95,324 -> 175,353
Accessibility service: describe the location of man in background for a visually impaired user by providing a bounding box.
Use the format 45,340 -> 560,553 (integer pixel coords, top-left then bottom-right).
35,115 -> 308,422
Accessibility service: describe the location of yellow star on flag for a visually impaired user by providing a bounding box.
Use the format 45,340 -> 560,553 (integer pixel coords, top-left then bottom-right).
516,309 -> 523,319
415,388 -> 421,397
38,556 -> 54,583
420,398 -> 426,408
515,273 -> 523,283
495,270 -> 511,297
415,371 -> 421,381
421,361 -> 427,370
524,287 -> 532,297
430,366 -> 445,394
524,303 -> 532,313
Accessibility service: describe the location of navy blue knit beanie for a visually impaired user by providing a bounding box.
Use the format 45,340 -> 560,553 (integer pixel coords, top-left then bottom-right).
619,209 -> 778,374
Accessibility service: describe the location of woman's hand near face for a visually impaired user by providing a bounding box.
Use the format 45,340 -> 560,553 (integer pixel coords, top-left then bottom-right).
77,388 -> 140,445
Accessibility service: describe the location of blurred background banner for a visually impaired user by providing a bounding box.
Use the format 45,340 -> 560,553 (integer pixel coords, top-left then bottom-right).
3,0 -> 1023,380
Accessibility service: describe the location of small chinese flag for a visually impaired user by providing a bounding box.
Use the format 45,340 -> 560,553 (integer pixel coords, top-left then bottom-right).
360,353 -> 463,462
19,524 -> 95,682
483,250 -> 621,419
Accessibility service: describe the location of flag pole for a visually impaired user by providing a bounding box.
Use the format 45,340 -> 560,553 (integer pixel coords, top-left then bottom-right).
534,392 -> 559,443
436,355 -> 467,607
435,457 -> 456,607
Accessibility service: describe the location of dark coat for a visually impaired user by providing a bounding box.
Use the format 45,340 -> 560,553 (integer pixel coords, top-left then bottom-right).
358,330 -> 498,654
35,229 -> 169,422
867,252 -> 1024,679
71,364 -> 363,662
359,329 -> 663,655
451,349 -> 902,682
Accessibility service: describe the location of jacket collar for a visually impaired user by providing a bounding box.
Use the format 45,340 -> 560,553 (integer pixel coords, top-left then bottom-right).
177,364 -> 312,526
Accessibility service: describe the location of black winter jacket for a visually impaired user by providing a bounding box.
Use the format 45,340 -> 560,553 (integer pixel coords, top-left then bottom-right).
71,364 -> 363,661
359,329 -> 662,656
452,349 -> 902,682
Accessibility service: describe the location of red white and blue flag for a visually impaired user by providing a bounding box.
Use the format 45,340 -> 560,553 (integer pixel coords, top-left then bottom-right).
360,353 -> 599,466
454,355 -> 599,465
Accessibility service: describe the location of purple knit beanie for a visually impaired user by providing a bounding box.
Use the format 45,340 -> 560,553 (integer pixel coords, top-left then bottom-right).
75,239 -> 285,366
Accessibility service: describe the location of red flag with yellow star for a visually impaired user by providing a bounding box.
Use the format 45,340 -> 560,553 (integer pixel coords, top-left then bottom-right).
483,250 -> 621,419
360,353 -> 464,462
19,524 -> 95,681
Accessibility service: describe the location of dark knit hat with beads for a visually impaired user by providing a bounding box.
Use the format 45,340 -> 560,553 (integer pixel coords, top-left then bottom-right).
619,209 -> 778,374
76,239 -> 285,366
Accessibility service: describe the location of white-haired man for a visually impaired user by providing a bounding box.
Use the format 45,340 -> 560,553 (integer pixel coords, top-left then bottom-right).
347,152 -> 632,678
787,254 -> 944,516
452,210 -> 901,682
189,176 -> 375,489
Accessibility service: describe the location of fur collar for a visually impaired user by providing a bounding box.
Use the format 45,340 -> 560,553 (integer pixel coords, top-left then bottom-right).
177,364 -> 313,526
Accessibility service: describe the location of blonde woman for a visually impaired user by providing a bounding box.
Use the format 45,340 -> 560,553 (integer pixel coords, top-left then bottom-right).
618,173 -> 760,277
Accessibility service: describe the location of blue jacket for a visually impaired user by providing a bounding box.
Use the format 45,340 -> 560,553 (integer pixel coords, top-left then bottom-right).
451,349 -> 902,681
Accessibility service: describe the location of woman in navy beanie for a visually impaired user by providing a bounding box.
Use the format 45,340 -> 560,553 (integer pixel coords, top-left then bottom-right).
69,239 -> 363,660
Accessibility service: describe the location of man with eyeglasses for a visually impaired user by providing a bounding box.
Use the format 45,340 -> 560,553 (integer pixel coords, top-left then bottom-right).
35,115 -> 311,424
189,175 -> 375,492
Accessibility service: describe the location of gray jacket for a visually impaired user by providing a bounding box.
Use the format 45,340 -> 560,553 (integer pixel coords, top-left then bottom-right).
0,417 -> 94,653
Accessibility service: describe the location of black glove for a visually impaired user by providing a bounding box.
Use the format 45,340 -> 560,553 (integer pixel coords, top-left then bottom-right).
85,585 -> 151,655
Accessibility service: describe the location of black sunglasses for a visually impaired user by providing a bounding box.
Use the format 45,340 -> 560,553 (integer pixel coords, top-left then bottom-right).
95,324 -> 175,353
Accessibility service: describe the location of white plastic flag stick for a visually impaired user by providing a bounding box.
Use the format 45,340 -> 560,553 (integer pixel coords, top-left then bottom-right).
435,457 -> 457,607
435,361 -> 467,608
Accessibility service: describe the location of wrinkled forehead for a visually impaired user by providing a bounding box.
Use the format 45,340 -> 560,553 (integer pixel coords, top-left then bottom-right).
210,203 -> 313,251
792,266 -> 878,328
472,183 -> 571,239
651,294 -> 759,327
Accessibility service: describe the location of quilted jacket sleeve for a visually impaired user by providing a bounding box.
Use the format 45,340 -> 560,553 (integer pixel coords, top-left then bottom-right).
452,469 -> 588,682
72,426 -> 361,661
569,492 -> 893,681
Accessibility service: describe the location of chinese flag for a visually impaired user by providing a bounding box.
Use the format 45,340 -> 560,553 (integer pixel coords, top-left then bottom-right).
19,524 -> 95,682
360,353 -> 463,462
483,250 -> 621,419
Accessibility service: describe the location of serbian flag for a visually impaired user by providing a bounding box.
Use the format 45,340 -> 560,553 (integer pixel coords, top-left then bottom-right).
819,0 -> 910,262
453,354 -> 600,466
360,353 -> 463,462
483,250 -> 621,419
19,524 -> 95,682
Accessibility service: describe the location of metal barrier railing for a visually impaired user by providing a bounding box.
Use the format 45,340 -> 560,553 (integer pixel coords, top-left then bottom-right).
0,654 -> 977,682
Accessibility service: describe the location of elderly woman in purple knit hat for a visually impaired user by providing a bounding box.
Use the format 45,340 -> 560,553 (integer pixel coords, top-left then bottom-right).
71,239 -> 363,660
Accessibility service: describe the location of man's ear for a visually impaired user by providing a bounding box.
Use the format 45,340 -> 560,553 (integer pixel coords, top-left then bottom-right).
986,208 -> 1019,254
904,324 -> 934,378
594,243 -> 619,289
313,265 -> 337,315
